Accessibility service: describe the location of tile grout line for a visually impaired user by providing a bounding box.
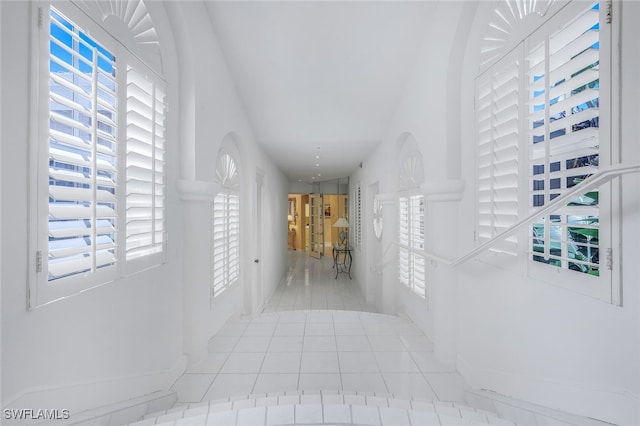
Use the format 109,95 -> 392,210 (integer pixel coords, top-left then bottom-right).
331,311 -> 344,392
365,324 -> 392,397
296,311 -> 306,392
250,312 -> 280,396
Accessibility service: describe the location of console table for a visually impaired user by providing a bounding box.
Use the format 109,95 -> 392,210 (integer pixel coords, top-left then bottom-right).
332,245 -> 352,279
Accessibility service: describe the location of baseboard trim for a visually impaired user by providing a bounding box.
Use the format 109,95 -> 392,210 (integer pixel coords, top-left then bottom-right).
457,355 -> 638,426
2,355 -> 187,423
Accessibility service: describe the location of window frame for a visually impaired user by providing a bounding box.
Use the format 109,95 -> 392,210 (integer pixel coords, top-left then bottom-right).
29,2 -> 167,308
474,0 -> 618,304
397,146 -> 427,300
398,190 -> 426,299
210,152 -> 240,300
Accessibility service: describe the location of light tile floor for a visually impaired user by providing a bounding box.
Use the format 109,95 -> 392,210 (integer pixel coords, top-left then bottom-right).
170,250 -> 467,407
263,251 -> 372,312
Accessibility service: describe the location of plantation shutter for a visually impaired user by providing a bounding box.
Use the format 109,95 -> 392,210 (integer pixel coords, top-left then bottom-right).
398,193 -> 426,298
476,55 -> 520,255
211,193 -> 227,297
527,2 -> 601,274
409,195 -> 426,297
211,191 -> 240,297
211,153 -> 240,298
125,65 -> 166,260
227,192 -> 240,284
398,196 -> 410,287
47,7 -> 118,281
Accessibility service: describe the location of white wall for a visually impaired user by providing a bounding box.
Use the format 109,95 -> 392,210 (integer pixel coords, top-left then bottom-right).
1,1 -> 185,413
167,1 -> 288,363
352,1 -> 639,424
349,1 -> 469,331
454,2 -> 640,425
1,0 -> 289,414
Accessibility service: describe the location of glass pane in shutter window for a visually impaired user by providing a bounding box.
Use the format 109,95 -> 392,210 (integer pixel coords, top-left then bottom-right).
529,2 -> 600,276
48,7 -> 117,281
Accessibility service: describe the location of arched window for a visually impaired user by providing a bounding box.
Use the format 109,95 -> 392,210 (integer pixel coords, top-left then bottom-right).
32,0 -> 166,306
398,144 -> 426,299
211,153 -> 240,298
476,1 -> 614,302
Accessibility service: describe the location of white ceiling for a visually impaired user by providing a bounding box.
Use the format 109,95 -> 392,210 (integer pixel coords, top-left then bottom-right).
205,1 -> 436,183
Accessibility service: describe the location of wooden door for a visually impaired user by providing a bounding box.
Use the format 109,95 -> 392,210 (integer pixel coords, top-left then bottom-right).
309,194 -> 324,259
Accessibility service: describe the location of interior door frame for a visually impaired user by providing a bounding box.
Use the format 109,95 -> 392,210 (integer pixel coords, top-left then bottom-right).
252,169 -> 265,313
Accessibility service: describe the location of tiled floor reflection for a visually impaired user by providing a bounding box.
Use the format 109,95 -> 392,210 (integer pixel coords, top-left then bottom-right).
170,250 -> 468,410
264,251 -> 372,312
172,310 -> 466,405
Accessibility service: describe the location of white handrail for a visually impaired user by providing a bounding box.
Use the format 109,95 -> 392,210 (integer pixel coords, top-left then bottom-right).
371,241 -> 454,274
449,163 -> 639,267
371,241 -> 398,274
372,163 -> 640,271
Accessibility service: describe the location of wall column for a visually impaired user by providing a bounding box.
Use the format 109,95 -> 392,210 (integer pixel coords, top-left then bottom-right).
177,179 -> 220,365
375,193 -> 397,315
422,179 -> 465,368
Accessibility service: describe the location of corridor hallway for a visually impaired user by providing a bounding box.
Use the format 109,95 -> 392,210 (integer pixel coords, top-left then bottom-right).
152,251 -> 489,425
263,251 -> 373,313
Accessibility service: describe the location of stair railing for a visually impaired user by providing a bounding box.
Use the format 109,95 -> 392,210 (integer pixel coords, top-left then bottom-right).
371,163 -> 640,273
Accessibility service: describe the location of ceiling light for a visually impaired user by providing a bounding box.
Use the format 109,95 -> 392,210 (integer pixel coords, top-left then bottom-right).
312,176 -> 316,180
315,155 -> 320,159
317,173 -> 321,176
315,163 -> 320,167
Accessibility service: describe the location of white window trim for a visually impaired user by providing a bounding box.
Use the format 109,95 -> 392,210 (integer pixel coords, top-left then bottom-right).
28,2 -> 166,308
397,145 -> 427,300
210,152 -> 240,301
398,190 -> 426,299
475,0 -> 617,304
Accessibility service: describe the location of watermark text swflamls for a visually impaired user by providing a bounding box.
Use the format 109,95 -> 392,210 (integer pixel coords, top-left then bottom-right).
3,409 -> 70,420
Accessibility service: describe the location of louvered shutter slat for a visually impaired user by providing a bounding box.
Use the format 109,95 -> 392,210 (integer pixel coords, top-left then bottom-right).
50,111 -> 92,134
549,88 -> 598,117
50,185 -> 115,203
49,167 -> 91,187
49,72 -> 90,98
549,9 -> 599,51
